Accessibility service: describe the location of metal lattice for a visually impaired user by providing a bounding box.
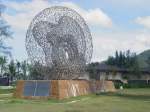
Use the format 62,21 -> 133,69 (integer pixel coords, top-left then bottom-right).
26,6 -> 93,79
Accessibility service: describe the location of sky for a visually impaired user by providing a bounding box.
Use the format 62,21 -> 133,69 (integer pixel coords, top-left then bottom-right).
2,0 -> 150,62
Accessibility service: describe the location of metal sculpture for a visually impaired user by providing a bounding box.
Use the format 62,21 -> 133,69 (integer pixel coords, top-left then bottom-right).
26,6 -> 93,79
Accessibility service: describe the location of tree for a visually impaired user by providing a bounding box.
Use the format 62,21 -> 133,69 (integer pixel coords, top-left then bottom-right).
105,50 -> 139,70
0,56 -> 7,75
105,56 -> 115,65
28,64 -> 44,80
20,60 -> 28,80
118,51 -> 123,67
8,60 -> 16,81
146,56 -> 150,68
125,50 -> 131,68
105,50 -> 141,79
16,61 -> 21,79
0,3 -> 12,57
87,62 -> 100,79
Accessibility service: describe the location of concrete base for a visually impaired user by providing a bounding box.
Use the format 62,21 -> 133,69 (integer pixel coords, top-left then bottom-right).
14,80 -> 116,99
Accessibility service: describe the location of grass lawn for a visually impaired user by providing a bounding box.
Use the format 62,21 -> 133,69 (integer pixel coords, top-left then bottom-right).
0,88 -> 150,112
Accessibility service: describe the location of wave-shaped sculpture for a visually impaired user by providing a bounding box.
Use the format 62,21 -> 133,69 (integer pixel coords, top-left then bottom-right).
26,6 -> 93,79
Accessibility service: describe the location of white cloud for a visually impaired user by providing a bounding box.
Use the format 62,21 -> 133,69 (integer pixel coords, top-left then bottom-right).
92,30 -> 150,62
4,0 -> 51,30
61,2 -> 112,27
85,9 -> 112,27
3,0 -> 112,30
135,16 -> 150,29
3,13 -> 30,30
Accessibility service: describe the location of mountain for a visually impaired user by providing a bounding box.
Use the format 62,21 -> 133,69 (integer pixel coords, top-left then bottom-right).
137,49 -> 150,68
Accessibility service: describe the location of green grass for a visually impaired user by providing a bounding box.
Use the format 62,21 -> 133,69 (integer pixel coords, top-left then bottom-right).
0,88 -> 14,94
0,88 -> 150,112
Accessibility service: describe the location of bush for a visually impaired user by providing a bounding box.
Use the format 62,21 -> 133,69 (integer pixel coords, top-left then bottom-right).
112,80 -> 123,89
113,80 -> 150,89
125,80 -> 150,88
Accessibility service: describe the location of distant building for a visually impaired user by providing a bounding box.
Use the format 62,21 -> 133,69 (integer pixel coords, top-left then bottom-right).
0,77 -> 9,86
90,63 -> 150,82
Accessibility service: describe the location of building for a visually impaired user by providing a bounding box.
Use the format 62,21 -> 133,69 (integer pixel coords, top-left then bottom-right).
90,63 -> 150,82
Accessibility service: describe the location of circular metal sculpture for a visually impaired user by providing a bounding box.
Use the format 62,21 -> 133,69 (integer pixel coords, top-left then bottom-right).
26,6 -> 93,79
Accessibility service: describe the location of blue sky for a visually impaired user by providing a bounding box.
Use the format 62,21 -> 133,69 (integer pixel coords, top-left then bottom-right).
2,0 -> 150,62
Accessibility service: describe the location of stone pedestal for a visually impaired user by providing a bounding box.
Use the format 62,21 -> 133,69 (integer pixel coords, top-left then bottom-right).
14,80 -> 115,99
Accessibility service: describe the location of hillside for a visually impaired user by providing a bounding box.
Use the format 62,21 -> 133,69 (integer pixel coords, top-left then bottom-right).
137,49 -> 150,68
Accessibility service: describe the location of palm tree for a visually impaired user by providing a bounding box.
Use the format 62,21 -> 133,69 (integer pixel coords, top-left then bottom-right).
16,61 -> 21,79
21,60 -> 28,80
8,60 -> 16,81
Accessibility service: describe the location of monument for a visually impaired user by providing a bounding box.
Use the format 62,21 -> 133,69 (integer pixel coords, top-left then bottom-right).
14,6 -> 115,99
26,6 -> 93,80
